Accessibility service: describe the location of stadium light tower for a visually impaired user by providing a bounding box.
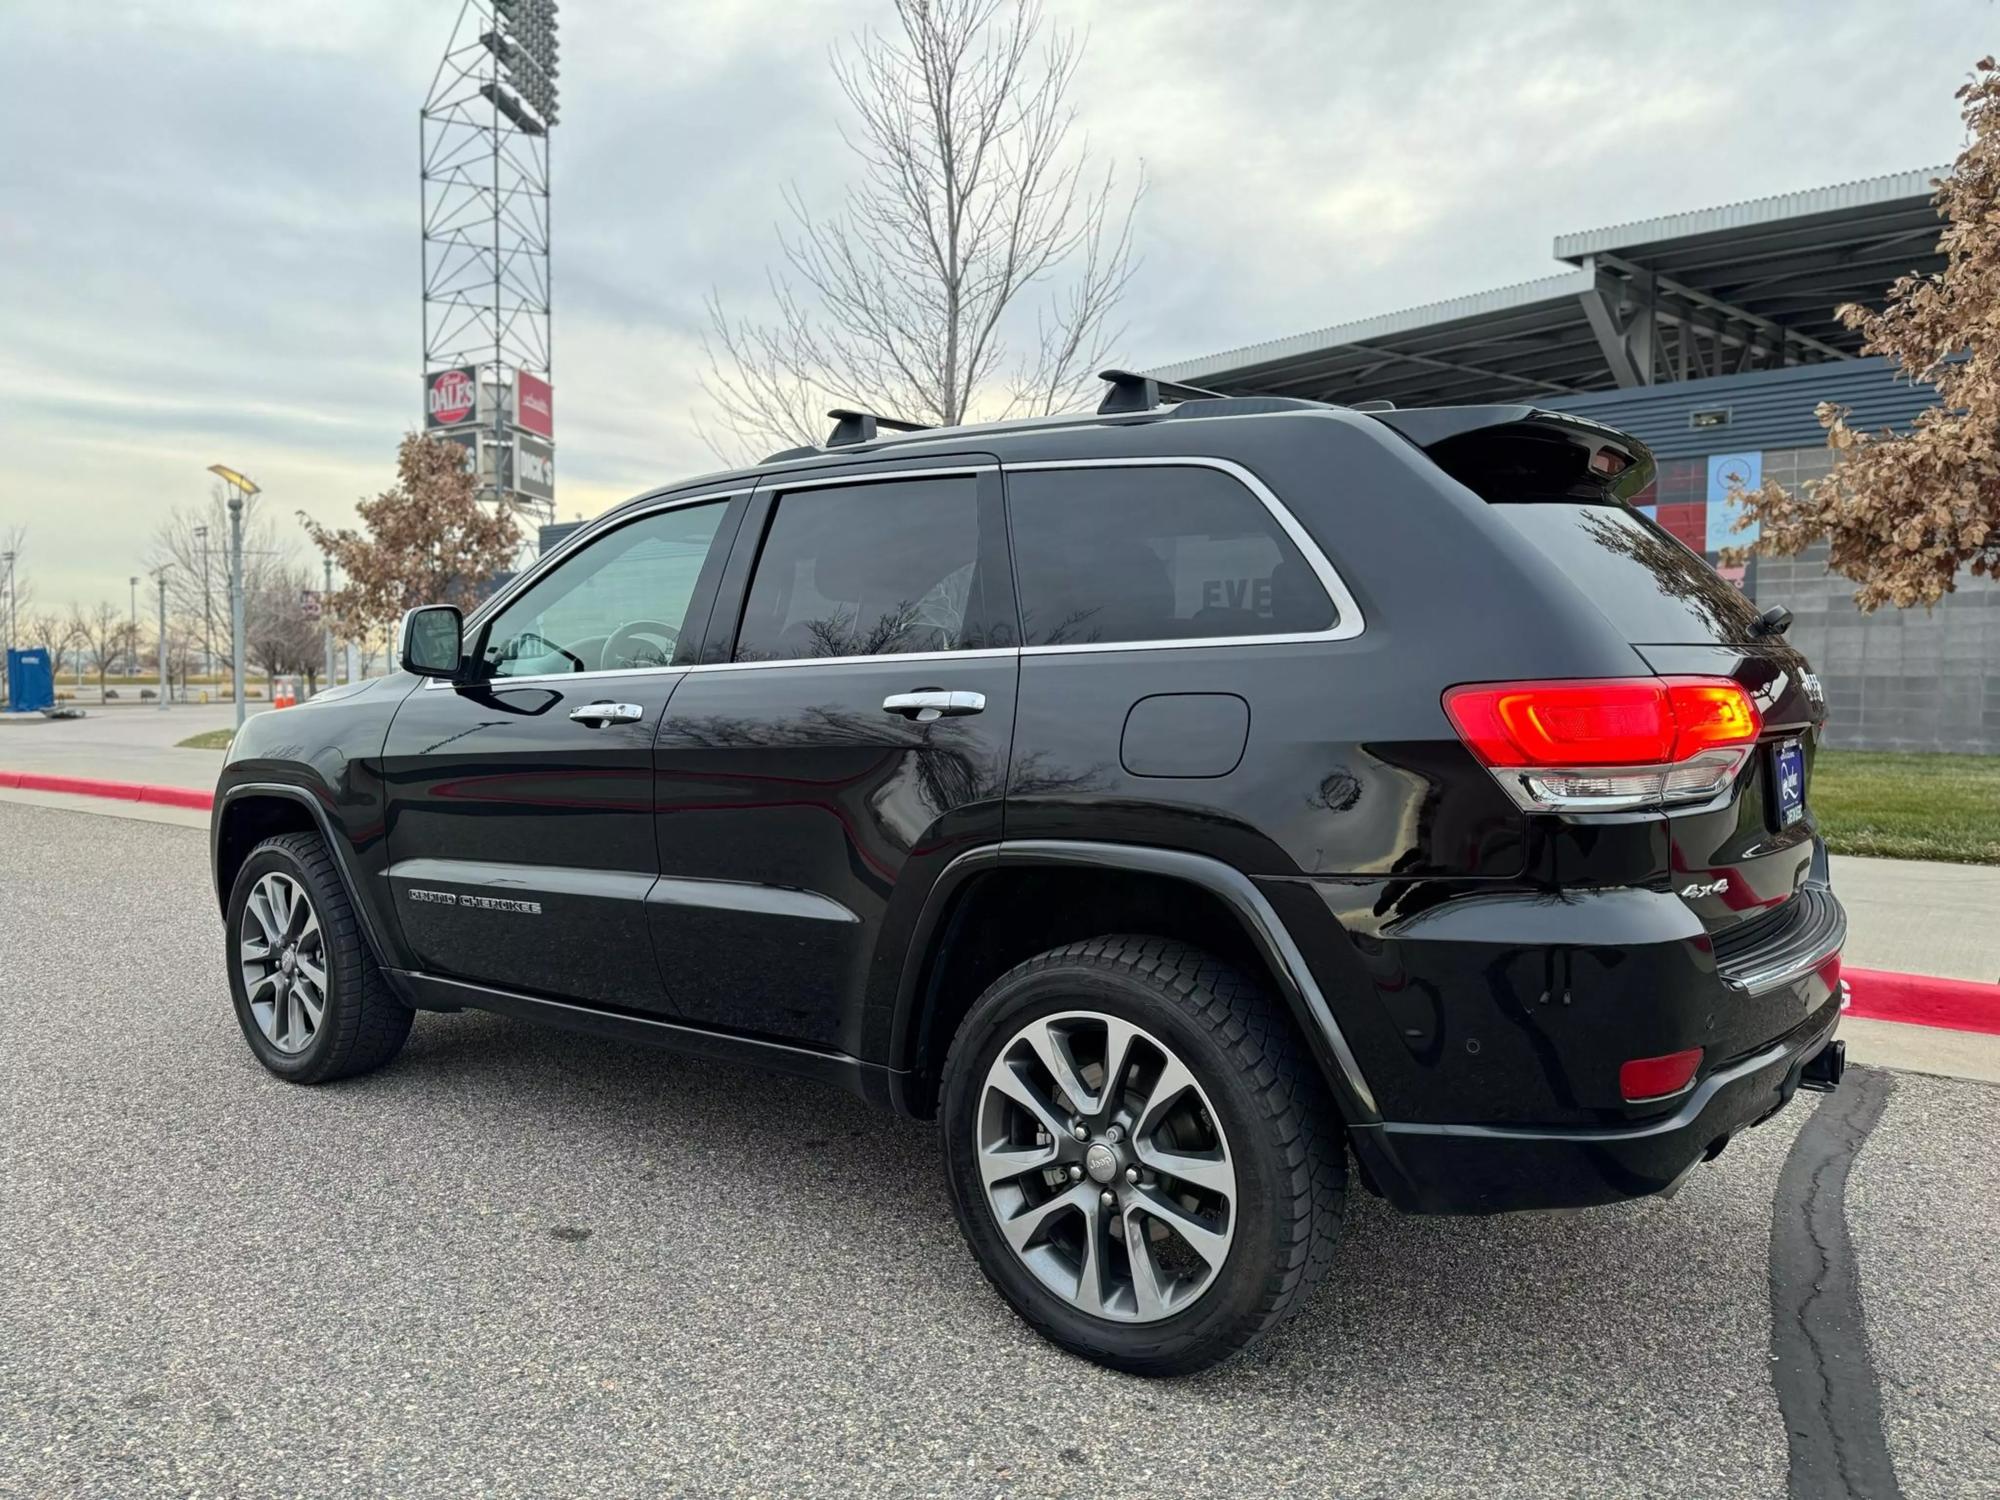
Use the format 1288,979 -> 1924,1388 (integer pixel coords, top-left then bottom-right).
421,1 -> 560,535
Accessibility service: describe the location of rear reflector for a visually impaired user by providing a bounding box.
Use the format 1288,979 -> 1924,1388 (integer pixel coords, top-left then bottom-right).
1443,676 -> 1761,812
1620,1047 -> 1703,1103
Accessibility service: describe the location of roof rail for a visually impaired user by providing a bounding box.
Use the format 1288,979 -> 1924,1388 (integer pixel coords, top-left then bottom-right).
1096,368 -> 1225,415
826,408 -> 931,448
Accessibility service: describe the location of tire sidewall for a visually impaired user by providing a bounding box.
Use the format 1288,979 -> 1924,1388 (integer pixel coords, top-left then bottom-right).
225,841 -> 344,1081
940,954 -> 1290,1371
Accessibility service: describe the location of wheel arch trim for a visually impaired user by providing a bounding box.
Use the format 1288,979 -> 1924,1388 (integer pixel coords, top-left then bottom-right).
895,839 -> 1381,1123
211,781 -> 396,973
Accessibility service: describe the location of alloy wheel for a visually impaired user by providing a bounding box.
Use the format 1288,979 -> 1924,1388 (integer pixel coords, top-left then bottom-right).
238,871 -> 327,1055
977,1009 -> 1237,1322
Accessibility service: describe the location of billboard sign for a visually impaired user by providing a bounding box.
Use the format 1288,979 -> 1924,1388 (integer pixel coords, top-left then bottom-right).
1705,451 -> 1763,552
514,371 -> 554,438
515,433 -> 555,501
426,366 -> 478,429
433,427 -> 478,471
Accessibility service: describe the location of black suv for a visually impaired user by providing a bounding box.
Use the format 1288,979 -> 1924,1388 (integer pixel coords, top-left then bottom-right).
213,376 -> 1847,1374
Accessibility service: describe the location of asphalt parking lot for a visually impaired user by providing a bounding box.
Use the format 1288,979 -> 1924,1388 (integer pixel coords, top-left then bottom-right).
2,798 -> 1995,1499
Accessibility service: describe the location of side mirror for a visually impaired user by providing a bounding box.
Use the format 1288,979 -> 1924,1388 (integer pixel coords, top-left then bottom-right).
399,605 -> 465,679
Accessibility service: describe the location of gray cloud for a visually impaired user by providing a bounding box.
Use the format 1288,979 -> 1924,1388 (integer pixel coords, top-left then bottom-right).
0,0 -> 1986,611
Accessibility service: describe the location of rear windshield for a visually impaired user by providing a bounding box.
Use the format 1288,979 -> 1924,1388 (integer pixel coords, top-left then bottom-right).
1493,502 -> 1763,644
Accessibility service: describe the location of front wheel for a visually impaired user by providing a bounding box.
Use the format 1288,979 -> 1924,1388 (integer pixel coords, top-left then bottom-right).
939,936 -> 1345,1375
225,831 -> 413,1084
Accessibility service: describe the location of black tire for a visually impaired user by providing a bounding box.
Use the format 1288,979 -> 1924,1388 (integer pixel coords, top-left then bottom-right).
940,936 -> 1345,1375
224,831 -> 413,1084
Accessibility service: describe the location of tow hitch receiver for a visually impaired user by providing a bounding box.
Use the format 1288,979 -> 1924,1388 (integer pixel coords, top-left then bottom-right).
1799,1039 -> 1846,1093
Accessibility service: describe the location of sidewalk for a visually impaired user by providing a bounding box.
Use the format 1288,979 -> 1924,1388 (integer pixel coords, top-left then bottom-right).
1829,854 -> 2000,985
0,702 -> 261,792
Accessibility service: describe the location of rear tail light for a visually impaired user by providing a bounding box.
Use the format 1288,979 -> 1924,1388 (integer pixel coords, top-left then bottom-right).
1443,676 -> 1761,812
1620,1047 -> 1703,1103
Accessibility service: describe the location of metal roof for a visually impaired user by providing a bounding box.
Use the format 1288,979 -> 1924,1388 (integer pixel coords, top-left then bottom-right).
1550,167 -> 1946,261
1150,168 -> 1950,408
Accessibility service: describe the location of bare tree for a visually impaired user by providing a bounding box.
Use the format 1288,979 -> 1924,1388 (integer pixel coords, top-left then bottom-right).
246,564 -> 327,695
23,612 -> 80,679
146,483 -> 295,679
701,0 -> 1141,458
74,603 -> 131,698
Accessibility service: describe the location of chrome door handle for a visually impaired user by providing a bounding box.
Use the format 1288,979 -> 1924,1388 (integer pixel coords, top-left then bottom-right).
882,690 -> 986,723
569,701 -> 644,727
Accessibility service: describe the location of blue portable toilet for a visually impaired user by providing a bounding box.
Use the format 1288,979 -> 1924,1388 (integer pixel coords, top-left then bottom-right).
6,648 -> 54,712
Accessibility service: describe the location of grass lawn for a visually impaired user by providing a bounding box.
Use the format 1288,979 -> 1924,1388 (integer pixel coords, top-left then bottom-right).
1811,750 -> 2000,865
176,729 -> 236,751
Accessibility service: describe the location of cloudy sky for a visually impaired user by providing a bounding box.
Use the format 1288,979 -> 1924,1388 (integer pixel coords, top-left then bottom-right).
0,0 -> 1988,613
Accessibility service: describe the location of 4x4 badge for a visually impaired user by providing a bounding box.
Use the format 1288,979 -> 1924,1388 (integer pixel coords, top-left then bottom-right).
1680,877 -> 1730,899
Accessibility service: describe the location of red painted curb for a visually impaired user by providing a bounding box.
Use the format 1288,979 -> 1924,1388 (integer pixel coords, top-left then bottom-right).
0,770 -> 213,811
1845,966 -> 2000,1038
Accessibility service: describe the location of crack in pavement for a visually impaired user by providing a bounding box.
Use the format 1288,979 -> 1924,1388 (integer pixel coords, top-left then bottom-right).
1771,1064 -> 1899,1500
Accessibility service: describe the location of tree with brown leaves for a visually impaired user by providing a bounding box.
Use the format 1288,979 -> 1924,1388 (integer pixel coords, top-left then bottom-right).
1728,58 -> 2000,609
302,434 -> 520,640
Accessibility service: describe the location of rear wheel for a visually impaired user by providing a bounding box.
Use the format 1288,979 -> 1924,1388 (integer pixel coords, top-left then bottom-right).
940,936 -> 1345,1375
225,831 -> 412,1083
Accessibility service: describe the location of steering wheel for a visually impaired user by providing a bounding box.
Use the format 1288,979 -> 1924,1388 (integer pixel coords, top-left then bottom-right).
603,618 -> 680,670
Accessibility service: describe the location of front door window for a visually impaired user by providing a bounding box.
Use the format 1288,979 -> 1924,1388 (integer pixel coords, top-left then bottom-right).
480,500 -> 728,677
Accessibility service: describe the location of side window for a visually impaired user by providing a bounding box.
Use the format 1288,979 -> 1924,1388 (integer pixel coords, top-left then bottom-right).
480,500 -> 728,677
734,476 -> 989,661
1007,465 -> 1336,647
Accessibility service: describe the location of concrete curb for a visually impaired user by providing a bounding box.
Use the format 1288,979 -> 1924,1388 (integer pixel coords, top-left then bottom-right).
0,770 -> 214,812
1845,966 -> 2000,1038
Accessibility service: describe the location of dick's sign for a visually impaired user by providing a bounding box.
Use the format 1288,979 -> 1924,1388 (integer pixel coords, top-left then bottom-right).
516,433 -> 555,501
425,367 -> 478,429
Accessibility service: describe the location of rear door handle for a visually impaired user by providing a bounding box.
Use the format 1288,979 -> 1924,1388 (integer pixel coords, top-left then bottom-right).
569,701 -> 644,727
882,690 -> 986,723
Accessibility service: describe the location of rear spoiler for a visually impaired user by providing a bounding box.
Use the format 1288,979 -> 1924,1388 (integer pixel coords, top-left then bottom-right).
1368,405 -> 1655,506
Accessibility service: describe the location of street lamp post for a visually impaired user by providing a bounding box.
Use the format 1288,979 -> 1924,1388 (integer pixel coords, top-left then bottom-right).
194,524 -> 211,692
208,465 -> 260,729
155,569 -> 169,711
128,575 -> 139,681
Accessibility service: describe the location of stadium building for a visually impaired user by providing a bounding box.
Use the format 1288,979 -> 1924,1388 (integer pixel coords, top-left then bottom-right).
1151,169 -> 1998,754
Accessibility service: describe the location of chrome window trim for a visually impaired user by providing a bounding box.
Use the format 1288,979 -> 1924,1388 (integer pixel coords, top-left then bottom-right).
1003,456 -> 1366,654
425,662 -> 690,689
762,462 -> 996,491
689,646 -> 1017,675
426,455 -> 1366,689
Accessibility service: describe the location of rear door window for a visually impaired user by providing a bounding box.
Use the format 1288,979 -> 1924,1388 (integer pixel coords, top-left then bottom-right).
733,474 -> 995,661
1493,502 -> 1763,644
1007,464 -> 1335,647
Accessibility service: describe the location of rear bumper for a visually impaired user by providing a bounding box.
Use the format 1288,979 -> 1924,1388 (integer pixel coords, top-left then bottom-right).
1349,1004 -> 1842,1214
